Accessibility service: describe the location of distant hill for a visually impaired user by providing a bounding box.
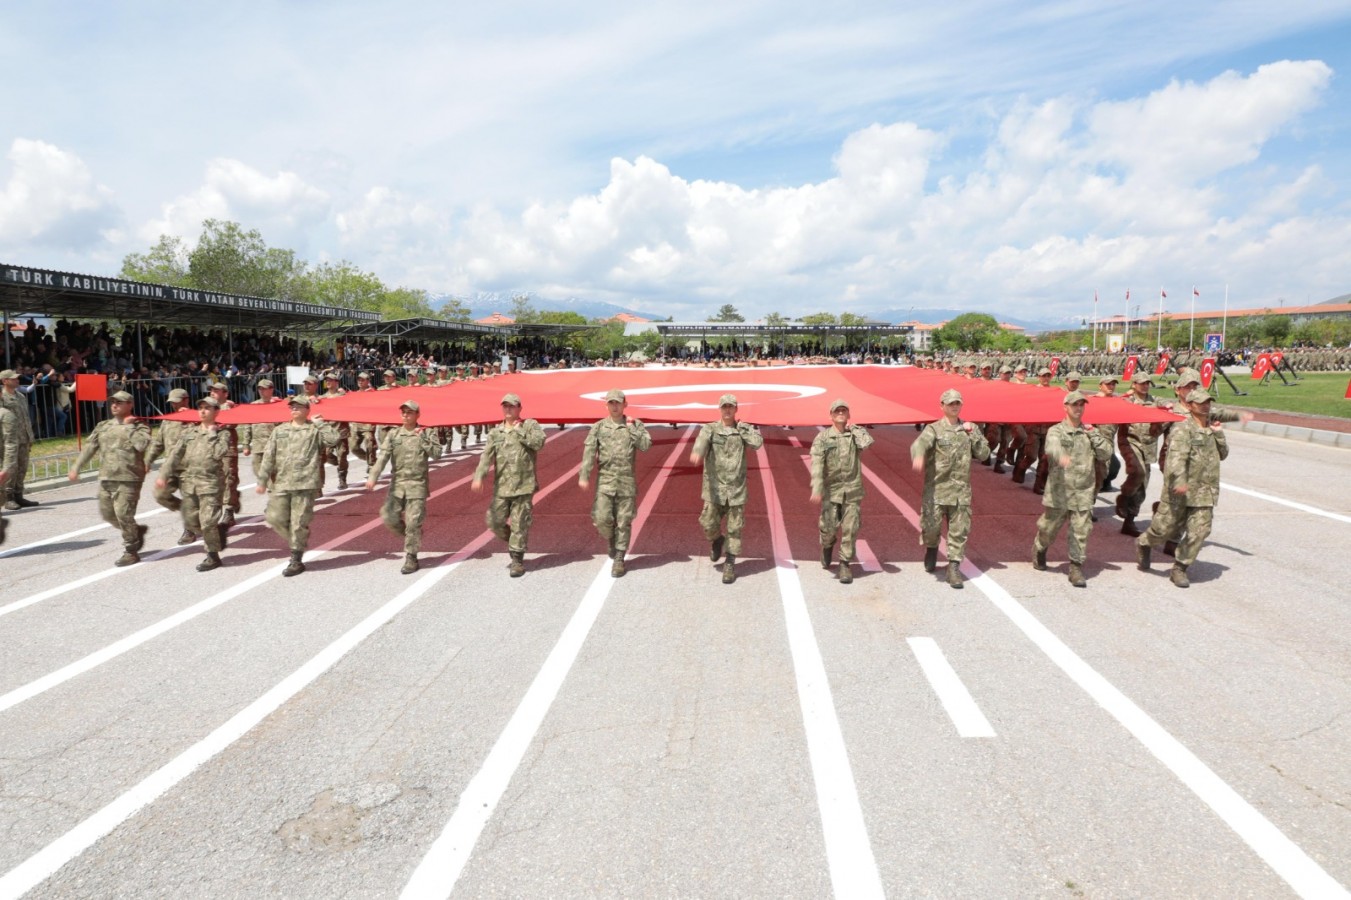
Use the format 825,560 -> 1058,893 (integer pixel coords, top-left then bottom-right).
1318,294 -> 1351,306
870,307 -> 1065,334
428,291 -> 667,323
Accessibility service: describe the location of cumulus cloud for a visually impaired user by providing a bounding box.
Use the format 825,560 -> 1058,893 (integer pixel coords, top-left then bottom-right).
141,159 -> 330,249
0,139 -> 120,249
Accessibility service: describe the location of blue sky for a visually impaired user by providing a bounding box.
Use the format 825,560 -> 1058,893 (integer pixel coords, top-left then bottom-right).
3,1 -> 1350,324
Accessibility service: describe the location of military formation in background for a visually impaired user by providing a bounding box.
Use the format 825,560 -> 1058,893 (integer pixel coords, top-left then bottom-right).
4,359 -> 1252,589
913,345 -> 1351,376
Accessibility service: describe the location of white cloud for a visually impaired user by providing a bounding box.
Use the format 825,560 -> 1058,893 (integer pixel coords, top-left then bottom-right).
0,139 -> 119,249
141,159 -> 330,249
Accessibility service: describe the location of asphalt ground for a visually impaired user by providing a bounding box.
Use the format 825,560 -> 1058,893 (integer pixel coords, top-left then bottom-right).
0,425 -> 1347,899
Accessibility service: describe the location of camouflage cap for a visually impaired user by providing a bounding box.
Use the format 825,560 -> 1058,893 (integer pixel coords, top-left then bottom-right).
998,365 -> 1013,374
109,390 -> 133,402
324,370 -> 341,381
1014,363 -> 1029,372
288,395 -> 311,407
500,392 -> 522,406
1063,391 -> 1089,405
829,398 -> 850,412
1098,375 -> 1119,385
167,388 -> 190,401
718,393 -> 738,407
980,361 -> 993,369
209,381 -> 228,391
383,369 -> 397,377
604,389 -> 626,402
1185,388 -> 1214,404
1036,367 -> 1053,376
1176,368 -> 1202,387
1064,371 -> 1084,382
197,396 -> 220,409
303,374 -> 319,384
256,379 -> 274,389
939,389 -> 963,405
400,399 -> 420,412
357,371 -> 372,380
1131,371 -> 1154,384
0,369 -> 19,380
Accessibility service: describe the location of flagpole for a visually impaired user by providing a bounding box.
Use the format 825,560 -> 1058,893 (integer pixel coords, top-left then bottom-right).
1222,284 -> 1229,347
1124,290 -> 1130,349
1156,286 -> 1164,351
1189,286 -> 1196,351
1093,291 -> 1099,350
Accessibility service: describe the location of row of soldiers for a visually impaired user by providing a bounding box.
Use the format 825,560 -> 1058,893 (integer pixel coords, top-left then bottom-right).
920,345 -> 1351,376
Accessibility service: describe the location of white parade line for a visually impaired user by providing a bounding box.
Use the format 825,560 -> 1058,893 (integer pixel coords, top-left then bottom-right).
400,427 -> 695,900
907,637 -> 996,738
1223,483 -> 1351,524
859,456 -> 1348,899
756,446 -> 885,900
854,539 -> 882,573
0,507 -> 170,560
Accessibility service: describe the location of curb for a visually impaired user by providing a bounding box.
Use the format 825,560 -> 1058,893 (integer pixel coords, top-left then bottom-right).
1233,419 -> 1351,449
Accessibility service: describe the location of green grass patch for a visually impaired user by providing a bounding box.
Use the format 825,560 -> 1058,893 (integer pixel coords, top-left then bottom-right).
1199,371 -> 1351,419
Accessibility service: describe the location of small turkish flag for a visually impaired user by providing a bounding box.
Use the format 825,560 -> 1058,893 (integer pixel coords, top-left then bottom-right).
1154,352 -> 1171,375
1251,354 -> 1272,380
1123,355 -> 1139,381
1049,357 -> 1061,377
1200,358 -> 1217,389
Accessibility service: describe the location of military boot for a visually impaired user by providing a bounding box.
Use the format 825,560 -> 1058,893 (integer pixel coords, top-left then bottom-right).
1169,563 -> 1190,588
177,529 -> 198,546
116,550 -> 140,567
1136,543 -> 1151,571
1068,562 -> 1086,588
0,516 -> 7,546
130,524 -> 148,553
1120,517 -> 1141,537
821,541 -> 834,569
992,457 -> 1007,474
283,551 -> 305,577
509,551 -> 525,578
947,562 -> 964,589
721,556 -> 736,584
15,495 -> 38,508
837,561 -> 853,584
1163,541 -> 1177,557
710,535 -> 725,563
611,556 -> 626,578
196,552 -> 222,572
1033,548 -> 1048,571
401,553 -> 419,575
923,546 -> 938,573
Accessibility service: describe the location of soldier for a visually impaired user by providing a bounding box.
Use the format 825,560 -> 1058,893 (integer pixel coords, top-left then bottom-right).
366,399 -> 443,574
1116,372 -> 1166,536
579,389 -> 653,577
320,371 -> 351,489
68,391 -> 151,566
156,396 -> 232,572
690,394 -> 764,585
239,377 -> 285,484
349,372 -> 379,466
207,381 -> 241,527
145,388 -> 197,543
1017,367 -> 1054,490
472,393 -> 547,577
1032,392 -> 1112,587
810,399 -> 874,584
1137,389 -> 1230,588
910,388 -> 990,589
256,395 -> 338,577
0,400 -> 18,544
378,369 -> 399,390
0,368 -> 36,509
1094,376 -> 1122,493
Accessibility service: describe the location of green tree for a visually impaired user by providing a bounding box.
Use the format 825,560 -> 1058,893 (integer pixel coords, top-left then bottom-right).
381,287 -> 436,320
935,312 -> 1000,350
437,296 -> 472,322
509,294 -> 539,324
708,303 -> 744,322
1262,314 -> 1291,345
188,219 -> 305,298
764,312 -> 788,327
294,261 -> 385,312
799,312 -> 838,326
121,235 -> 190,286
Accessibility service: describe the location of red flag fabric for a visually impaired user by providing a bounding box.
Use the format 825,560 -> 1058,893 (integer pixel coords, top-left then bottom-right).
158,366 -> 1179,428
1251,354 -> 1272,380
1154,352 -> 1171,375
75,373 -> 108,402
1123,356 -> 1139,381
1200,358 -> 1217,389
1271,351 -> 1284,367
1049,357 -> 1061,377
1345,378 -> 1351,399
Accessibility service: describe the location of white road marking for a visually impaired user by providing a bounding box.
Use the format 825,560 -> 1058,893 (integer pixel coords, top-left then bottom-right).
907,637 -> 995,738
0,508 -> 169,560
1223,483 -> 1351,524
860,460 -> 1348,899
854,539 -> 882,573
401,428 -> 696,900
756,447 -> 885,900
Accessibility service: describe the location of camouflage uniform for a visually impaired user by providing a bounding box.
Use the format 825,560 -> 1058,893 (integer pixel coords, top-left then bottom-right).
259,416 -> 339,555
810,420 -> 874,566
1033,412 -> 1112,578
73,410 -> 151,559
1115,378 -> 1165,533
146,403 -> 192,514
1139,393 -> 1230,585
0,380 -> 34,508
693,415 -> 764,566
239,399 -> 285,484
911,417 -> 990,574
580,414 -> 652,561
370,421 -> 443,561
160,424 -> 232,556
320,380 -> 351,488
474,416 -> 547,556
0,405 -> 18,543
349,376 -> 379,465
